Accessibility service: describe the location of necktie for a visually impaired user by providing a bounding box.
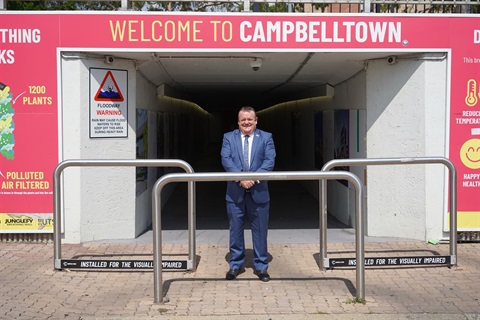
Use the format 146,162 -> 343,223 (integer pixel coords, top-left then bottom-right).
243,135 -> 250,171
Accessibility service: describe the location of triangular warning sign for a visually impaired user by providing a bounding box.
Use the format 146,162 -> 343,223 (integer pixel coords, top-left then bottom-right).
94,71 -> 124,102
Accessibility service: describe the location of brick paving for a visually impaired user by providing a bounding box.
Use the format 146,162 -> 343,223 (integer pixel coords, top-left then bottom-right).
0,239 -> 479,319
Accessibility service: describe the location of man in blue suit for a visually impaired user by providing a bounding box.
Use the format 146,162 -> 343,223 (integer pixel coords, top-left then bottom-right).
221,106 -> 276,282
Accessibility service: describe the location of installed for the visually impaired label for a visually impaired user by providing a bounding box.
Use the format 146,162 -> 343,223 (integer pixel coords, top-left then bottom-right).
328,255 -> 451,268
60,259 -> 187,269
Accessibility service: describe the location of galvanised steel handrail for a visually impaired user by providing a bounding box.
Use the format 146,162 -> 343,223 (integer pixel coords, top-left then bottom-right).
319,156 -> 457,270
53,159 -> 195,270
152,170 -> 364,304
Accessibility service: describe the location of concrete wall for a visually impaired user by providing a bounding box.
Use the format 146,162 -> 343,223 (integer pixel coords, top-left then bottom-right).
365,56 -> 448,240
61,57 -> 137,243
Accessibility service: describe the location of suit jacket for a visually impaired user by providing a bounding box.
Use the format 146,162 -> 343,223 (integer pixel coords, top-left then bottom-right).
221,129 -> 276,204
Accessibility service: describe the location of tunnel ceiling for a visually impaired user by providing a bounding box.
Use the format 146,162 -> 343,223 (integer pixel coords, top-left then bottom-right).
97,51 -> 402,113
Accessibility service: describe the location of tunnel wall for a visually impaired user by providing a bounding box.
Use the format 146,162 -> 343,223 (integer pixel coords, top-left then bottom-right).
60,57 -> 215,243
135,83 -> 215,238
259,81 -> 367,229
259,56 -> 448,242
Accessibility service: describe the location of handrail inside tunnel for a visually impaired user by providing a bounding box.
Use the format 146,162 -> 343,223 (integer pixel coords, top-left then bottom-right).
319,157 -> 457,270
53,159 -> 195,270
153,170 -> 364,304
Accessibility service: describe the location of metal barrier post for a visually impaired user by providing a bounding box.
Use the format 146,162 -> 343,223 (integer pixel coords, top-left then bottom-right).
153,171 -> 364,303
320,179 -> 327,270
319,157 -> 457,270
53,159 -> 195,270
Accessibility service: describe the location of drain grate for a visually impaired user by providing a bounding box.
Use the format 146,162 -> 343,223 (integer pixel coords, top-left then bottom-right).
457,231 -> 480,242
0,233 -> 53,243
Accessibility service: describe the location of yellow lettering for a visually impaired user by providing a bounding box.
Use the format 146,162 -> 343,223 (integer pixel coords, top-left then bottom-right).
109,19 -> 204,43
1,181 -> 14,189
128,20 -> 139,42
152,21 -> 162,41
211,21 -> 220,42
165,20 -> 175,42
109,20 -> 126,41
210,20 -> 232,42
193,21 -> 203,42
141,20 -> 150,42
223,21 -> 232,42
178,21 -> 188,42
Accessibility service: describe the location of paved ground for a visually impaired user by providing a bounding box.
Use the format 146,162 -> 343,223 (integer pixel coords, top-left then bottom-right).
0,231 -> 479,320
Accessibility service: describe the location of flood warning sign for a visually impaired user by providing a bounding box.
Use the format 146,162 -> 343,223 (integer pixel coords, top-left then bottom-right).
89,68 -> 128,138
94,71 -> 124,102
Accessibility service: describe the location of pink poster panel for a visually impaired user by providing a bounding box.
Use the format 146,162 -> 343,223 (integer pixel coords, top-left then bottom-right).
448,18 -> 480,230
0,14 -> 59,232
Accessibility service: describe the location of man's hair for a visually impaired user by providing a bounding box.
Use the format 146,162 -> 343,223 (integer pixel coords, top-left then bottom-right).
239,106 -> 256,114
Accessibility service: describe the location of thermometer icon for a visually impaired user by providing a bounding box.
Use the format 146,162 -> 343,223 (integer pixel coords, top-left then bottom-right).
465,79 -> 478,107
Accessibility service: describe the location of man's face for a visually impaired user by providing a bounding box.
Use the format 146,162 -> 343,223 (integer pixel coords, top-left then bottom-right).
238,110 -> 257,135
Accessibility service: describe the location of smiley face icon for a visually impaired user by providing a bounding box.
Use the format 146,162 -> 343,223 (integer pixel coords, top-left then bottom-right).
460,138 -> 480,169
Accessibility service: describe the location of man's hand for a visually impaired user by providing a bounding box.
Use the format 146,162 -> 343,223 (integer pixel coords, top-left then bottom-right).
239,180 -> 255,189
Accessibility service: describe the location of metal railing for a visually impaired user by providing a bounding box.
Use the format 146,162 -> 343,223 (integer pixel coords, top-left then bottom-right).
152,170 -> 364,303
319,156 -> 457,270
53,159 -> 195,270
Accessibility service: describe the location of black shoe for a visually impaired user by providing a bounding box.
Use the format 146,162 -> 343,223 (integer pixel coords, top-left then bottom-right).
225,268 -> 243,280
254,269 -> 270,282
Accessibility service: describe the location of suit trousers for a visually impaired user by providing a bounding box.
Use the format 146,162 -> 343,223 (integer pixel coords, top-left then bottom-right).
226,192 -> 269,271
